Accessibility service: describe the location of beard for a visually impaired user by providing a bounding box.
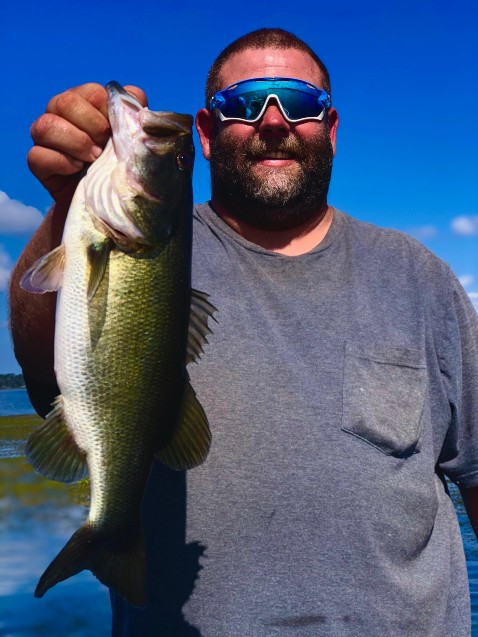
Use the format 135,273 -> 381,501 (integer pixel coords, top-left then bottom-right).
209,125 -> 334,231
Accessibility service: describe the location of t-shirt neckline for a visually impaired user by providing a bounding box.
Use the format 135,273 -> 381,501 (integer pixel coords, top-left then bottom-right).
194,202 -> 346,259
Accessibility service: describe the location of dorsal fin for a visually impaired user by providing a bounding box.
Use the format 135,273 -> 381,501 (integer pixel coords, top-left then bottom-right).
187,289 -> 217,364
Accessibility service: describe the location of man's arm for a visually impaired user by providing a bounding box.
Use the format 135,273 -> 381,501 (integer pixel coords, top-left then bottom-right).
9,83 -> 146,415
460,486 -> 478,540
9,205 -> 68,415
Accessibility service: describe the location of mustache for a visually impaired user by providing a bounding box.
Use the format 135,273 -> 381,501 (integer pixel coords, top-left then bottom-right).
243,137 -> 306,160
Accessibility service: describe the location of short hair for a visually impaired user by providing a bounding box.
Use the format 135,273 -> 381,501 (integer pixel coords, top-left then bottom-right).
205,28 -> 332,107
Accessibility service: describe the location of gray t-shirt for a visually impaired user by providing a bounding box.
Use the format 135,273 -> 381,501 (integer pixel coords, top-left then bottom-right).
111,204 -> 478,637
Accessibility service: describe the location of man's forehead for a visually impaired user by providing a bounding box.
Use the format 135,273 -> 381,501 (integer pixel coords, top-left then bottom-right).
218,47 -> 326,90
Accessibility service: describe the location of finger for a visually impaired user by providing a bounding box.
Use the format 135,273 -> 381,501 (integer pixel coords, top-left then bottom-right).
67,83 -> 148,112
47,86 -> 111,146
27,146 -> 85,183
123,85 -> 148,107
30,113 -> 104,164
70,83 -> 110,116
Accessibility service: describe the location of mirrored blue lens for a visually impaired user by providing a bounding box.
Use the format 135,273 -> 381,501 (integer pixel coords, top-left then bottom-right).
210,78 -> 331,122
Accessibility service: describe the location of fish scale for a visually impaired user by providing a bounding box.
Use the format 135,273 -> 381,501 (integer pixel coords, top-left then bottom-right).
58,212 -> 190,528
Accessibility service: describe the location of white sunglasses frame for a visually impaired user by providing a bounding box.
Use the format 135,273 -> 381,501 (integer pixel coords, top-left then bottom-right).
215,92 -> 328,124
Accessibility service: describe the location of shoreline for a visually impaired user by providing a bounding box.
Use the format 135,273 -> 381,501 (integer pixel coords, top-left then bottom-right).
0,414 -> 42,441
0,413 -> 41,420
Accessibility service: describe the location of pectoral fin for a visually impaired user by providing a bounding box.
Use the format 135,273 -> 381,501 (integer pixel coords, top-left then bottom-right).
87,239 -> 113,301
20,245 -> 65,293
187,289 -> 217,364
25,396 -> 88,483
90,213 -> 148,254
156,378 -> 211,470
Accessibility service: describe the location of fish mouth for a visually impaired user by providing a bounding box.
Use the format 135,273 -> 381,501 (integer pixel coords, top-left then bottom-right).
141,110 -> 193,137
106,81 -> 193,142
106,81 -> 140,109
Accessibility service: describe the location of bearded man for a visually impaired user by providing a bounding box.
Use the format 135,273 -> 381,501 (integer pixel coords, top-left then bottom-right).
9,28 -> 478,637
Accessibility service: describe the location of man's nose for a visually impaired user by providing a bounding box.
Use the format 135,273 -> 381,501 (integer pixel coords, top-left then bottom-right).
257,99 -> 290,136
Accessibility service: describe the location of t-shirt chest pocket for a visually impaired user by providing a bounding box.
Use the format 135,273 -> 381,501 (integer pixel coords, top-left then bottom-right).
342,341 -> 427,457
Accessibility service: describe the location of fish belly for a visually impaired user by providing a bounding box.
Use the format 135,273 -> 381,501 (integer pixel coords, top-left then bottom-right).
55,192 -> 190,532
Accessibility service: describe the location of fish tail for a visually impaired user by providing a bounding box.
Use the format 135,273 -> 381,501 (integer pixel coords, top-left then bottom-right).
35,523 -> 147,606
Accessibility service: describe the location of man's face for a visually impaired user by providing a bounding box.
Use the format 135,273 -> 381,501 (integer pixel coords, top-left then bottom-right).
203,47 -> 338,231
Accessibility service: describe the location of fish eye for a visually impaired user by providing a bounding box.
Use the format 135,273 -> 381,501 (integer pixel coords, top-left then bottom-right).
176,152 -> 192,171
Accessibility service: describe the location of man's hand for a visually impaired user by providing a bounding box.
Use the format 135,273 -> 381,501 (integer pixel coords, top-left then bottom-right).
28,83 -> 147,208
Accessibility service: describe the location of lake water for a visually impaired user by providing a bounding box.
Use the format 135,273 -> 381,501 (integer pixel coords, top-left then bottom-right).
1,390 -> 112,636
0,388 -> 36,417
1,389 -> 477,636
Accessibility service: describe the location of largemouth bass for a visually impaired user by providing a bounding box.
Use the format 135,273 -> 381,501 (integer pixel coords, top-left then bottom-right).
20,82 -> 214,606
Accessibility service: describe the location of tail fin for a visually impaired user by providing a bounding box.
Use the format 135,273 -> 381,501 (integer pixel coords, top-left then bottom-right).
35,523 -> 147,606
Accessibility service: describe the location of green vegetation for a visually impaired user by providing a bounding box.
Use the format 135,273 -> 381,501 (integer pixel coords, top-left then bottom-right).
0,373 -> 25,389
0,413 -> 42,438
0,414 -> 90,511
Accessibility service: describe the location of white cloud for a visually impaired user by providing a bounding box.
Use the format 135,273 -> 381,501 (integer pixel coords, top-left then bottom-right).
0,245 -> 12,291
407,225 -> 438,240
0,191 -> 43,234
459,274 -> 474,288
451,215 -> 478,236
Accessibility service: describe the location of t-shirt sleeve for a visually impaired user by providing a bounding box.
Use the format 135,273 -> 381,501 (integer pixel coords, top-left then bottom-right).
437,270 -> 478,488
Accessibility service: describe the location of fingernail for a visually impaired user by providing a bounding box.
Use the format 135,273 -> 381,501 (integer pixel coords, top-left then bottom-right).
71,159 -> 84,169
91,145 -> 103,158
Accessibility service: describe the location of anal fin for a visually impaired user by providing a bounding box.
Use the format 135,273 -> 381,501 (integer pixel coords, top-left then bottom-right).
156,378 -> 211,470
25,396 -> 88,483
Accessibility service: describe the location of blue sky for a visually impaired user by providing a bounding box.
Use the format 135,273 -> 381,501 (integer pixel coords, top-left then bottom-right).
0,0 -> 477,373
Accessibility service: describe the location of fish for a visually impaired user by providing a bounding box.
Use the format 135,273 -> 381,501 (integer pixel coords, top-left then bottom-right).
20,81 -> 215,606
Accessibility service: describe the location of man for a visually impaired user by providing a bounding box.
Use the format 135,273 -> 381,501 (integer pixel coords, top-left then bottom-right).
9,28 -> 478,637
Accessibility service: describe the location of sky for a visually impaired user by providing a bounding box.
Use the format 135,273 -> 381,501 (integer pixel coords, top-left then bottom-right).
0,0 -> 477,374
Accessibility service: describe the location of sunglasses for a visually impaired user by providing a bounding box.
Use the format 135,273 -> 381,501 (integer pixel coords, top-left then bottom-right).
209,77 -> 331,124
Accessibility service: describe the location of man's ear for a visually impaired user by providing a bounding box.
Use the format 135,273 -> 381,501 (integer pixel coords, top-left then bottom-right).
195,108 -> 215,160
327,107 -> 339,156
